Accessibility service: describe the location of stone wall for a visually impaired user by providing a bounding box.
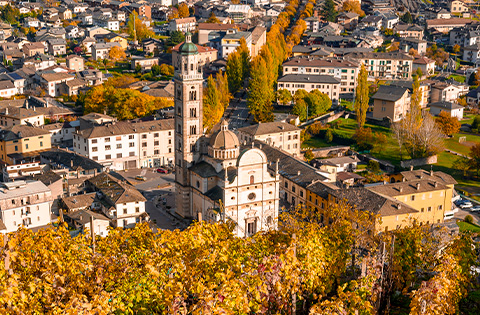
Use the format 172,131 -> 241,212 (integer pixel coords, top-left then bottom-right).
400,155 -> 438,168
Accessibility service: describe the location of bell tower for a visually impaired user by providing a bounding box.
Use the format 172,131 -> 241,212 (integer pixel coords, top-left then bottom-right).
174,32 -> 203,218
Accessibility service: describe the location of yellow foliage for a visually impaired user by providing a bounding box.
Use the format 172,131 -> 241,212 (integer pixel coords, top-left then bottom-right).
108,46 -> 126,61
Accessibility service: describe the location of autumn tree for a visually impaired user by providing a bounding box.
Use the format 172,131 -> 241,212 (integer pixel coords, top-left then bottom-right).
411,74 -> 422,120
237,37 -> 251,80
321,0 -> 337,22
216,70 -> 232,109
325,128 -> 333,143
342,0 -> 365,16
293,89 -> 308,103
159,64 -> 174,76
304,89 -> 332,116
355,64 -> 369,128
167,31 -> 185,47
453,44 -> 461,54
108,46 -> 126,60
206,12 -> 220,23
127,11 -> 154,41
436,111 -> 460,136
226,50 -> 243,93
304,149 -> 314,161
408,48 -> 418,56
247,56 -> 274,122
203,75 -> 223,131
354,127 -> 374,151
178,3 -> 190,18
292,98 -> 308,121
388,41 -> 400,52
277,89 -> 292,105
469,143 -> 480,176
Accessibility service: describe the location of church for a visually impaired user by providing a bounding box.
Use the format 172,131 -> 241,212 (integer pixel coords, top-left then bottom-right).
173,32 -> 280,237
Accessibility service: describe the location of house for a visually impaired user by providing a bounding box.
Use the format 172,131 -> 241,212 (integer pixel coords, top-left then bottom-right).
131,57 -> 160,72
0,81 -> 17,98
65,209 -> 111,236
85,172 -> 148,228
61,78 -> 88,96
463,42 -> 480,63
23,54 -> 56,71
220,31 -> 252,59
172,43 -> 217,69
65,25 -> 81,39
129,3 -> 152,19
251,26 -> 267,58
41,122 -> 76,146
81,37 -> 96,54
103,33 -> 128,50
93,16 -> 120,32
466,86 -> 480,105
24,17 -> 41,28
226,5 -> 254,22
360,15 -> 383,29
389,80 -> 431,108
0,180 -> 53,233
429,101 -> 464,119
0,73 -> 26,94
311,156 -> 359,173
304,16 -> 321,32
450,0 -> 469,14
197,23 -> 238,45
39,72 -> 75,97
2,162 -> 43,182
400,38 -> 427,55
86,26 -> 110,38
0,106 -> 45,127
371,85 -> 410,122
169,17 -> 197,33
282,57 -> 360,97
426,18 -> 473,33
66,55 -> 85,72
47,38 -> 67,56
0,125 -> 52,165
58,7 -> 73,20
132,119 -> 175,168
142,38 -> 163,55
430,81 -> 469,103
345,51 -> 414,79
336,12 -> 359,30
413,56 -> 436,78
23,42 -> 46,57
393,24 -> 425,39
277,74 -> 341,103
238,122 -> 302,157
92,42 -> 121,60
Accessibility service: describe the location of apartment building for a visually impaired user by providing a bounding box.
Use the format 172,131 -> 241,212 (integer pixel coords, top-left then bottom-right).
282,57 -> 360,96
238,122 -> 302,157
39,72 -> 75,97
22,42 -> 46,57
168,17 -> 197,33
371,85 -> 410,122
0,126 -> 51,165
220,31 -> 252,59
0,106 -> 44,127
73,119 -> 175,170
346,51 -> 414,79
92,42 -> 121,60
0,180 -> 53,233
277,74 -> 341,103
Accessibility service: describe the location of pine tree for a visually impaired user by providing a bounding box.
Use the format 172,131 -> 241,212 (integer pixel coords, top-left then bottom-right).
354,64 -> 369,128
247,56 -> 274,122
226,51 -> 243,93
321,0 -> 337,22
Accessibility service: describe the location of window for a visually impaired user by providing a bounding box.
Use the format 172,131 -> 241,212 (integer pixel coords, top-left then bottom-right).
154,150 -> 159,154
92,139 -> 98,144
142,135 -> 147,139
116,136 -> 121,141
14,145 -> 18,151
92,156 -> 98,160
25,144 -> 29,149
410,195 -> 415,201
438,205 -> 443,210
129,135 -> 134,140
116,144 -> 122,149
105,155 -> 111,159
250,175 -> 254,184
168,148 -> 172,153
300,191 -> 304,197
292,186 -> 296,193
105,145 -> 111,150
117,153 -> 122,158
129,142 -> 134,147
285,182 -> 288,188
129,152 -> 135,157
421,207 -> 424,213
135,207 -> 140,213
143,151 -> 147,156
428,206 -> 432,212
247,221 -> 256,236
142,142 -> 147,147
105,138 -> 110,142
92,147 -> 98,152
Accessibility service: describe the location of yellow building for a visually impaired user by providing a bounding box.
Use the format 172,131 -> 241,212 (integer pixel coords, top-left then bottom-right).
0,125 -> 51,164
104,34 -> 128,50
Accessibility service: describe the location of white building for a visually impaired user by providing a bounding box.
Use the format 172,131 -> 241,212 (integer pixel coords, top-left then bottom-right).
0,180 -> 53,233
277,74 -> 341,103
2,162 -> 43,182
429,101 -> 464,119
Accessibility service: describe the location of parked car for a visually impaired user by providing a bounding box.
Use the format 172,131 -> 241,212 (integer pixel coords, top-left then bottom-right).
460,201 -> 473,209
157,168 -> 168,174
135,175 -> 146,181
471,206 -> 480,212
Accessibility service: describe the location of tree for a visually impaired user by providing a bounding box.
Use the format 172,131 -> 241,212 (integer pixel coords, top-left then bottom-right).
342,0 -> 365,16
304,149 -> 314,161
408,48 -> 418,56
203,75 -> 223,132
469,143 -> 480,176
237,37 -> 251,80
367,160 -> 380,173
436,111 -> 460,136
416,67 -> 423,79
321,0 -> 337,22
108,46 -> 126,60
159,64 -> 174,76
247,56 -> 274,122
216,70 -> 232,109
151,64 -> 161,76
226,51 -> 243,93
292,99 -> 308,121
293,89 -> 308,103
354,127 -> 374,151
206,12 -> 220,23
178,3 -> 190,18
355,64 -> 369,128
0,4 -> 19,24
472,115 -> 480,131
401,11 -> 413,24
325,128 -> 333,143
304,90 -> 332,117
453,44 -> 461,54
453,156 -> 472,178
392,112 -> 444,159
388,41 -> 400,52
167,31 -> 185,47
411,74 -> 422,120
276,89 -> 292,105
127,11 -> 154,41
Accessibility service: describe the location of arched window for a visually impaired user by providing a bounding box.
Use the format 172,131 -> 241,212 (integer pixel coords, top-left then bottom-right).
190,125 -> 196,135
190,108 -> 196,117
250,175 -> 254,184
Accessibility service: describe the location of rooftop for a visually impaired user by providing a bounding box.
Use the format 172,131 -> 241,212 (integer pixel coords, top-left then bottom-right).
238,121 -> 300,136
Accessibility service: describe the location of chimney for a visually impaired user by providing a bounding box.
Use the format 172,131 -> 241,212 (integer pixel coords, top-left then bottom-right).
410,165 -> 413,171
434,182 -> 438,188
416,183 -> 420,190
4,108 -> 7,115
33,106 -> 36,112
399,187 -> 403,193
397,203 -> 401,209
297,170 -> 301,176
70,159 -> 73,168
430,168 -> 434,176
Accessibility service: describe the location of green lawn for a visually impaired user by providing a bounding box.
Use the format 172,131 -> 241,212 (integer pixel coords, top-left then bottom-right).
340,99 -> 354,111
444,133 -> 480,155
457,221 -> 480,233
448,74 -> 466,83
302,136 -> 331,149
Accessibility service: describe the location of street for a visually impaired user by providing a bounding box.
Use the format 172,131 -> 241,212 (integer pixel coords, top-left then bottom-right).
226,91 -> 251,130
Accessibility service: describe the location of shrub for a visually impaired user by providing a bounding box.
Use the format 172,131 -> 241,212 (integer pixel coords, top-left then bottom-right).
325,129 -> 333,143
465,215 -> 474,224
367,160 -> 380,174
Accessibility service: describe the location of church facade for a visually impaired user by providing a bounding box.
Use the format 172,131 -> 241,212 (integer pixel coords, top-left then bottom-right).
174,33 -> 280,237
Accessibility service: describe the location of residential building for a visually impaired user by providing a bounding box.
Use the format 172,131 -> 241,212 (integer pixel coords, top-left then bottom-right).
238,122 -> 302,157
430,81 -> 469,103
429,101 -> 464,119
345,51 -> 414,79
0,81 -> 17,98
400,38 -> 427,55
93,16 -> 120,31
282,57 -> 360,97
103,33 -> 128,50
85,172 -> 148,228
226,5 -> 254,22
41,122 -> 76,147
197,23 -> 238,45
304,16 -> 321,32
169,17 -> 197,33
0,125 -> 52,165
463,42 -> 480,63
371,85 -> 410,122
426,18 -> 473,33
39,72 -> 75,97
251,26 -> 267,58
65,208 -> 111,236
277,74 -> 341,103
133,119 -> 175,168
393,23 -> 425,39
413,56 -> 436,78
23,42 -> 46,57
220,31 -> 252,59
66,55 -> 85,72
131,57 -> 160,72
92,42 -> 121,60
2,162 -> 43,182
0,106 -> 44,127
47,38 -> 67,56
450,0 -> 469,14
129,3 -> 152,19
0,180 -> 53,233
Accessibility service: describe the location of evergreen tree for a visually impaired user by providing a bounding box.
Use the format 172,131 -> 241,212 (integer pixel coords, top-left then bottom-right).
226,51 -> 243,93
354,64 -> 369,128
247,56 -> 274,122
401,11 -> 413,24
321,0 -> 337,22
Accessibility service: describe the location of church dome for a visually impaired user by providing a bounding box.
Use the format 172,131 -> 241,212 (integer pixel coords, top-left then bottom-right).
208,119 -> 240,160
180,31 -> 198,55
